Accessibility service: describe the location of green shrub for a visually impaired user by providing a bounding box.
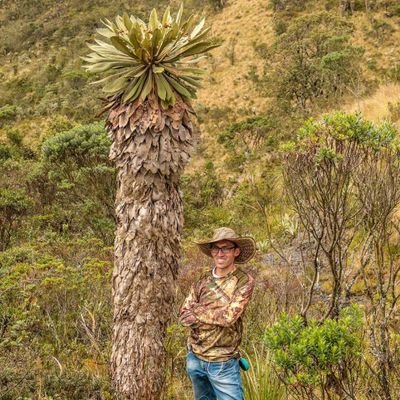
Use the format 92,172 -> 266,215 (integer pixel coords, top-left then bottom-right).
217,115 -> 277,172
272,18 -> 288,35
0,188 -> 32,250
0,143 -> 11,161
270,0 -> 308,12
181,161 -> 228,234
304,111 -> 397,148
0,250 -> 112,399
0,104 -> 17,119
42,122 -> 110,163
265,305 -> 363,399
6,128 -> 23,147
41,123 -> 115,243
261,13 -> 365,114
62,69 -> 90,90
0,104 -> 18,126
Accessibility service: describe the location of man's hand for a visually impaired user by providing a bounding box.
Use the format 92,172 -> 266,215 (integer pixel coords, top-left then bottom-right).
179,309 -> 198,327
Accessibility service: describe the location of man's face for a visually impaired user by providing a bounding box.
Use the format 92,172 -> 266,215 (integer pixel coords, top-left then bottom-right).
210,239 -> 241,270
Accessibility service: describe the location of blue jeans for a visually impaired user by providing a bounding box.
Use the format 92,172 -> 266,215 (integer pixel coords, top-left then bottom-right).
186,351 -> 243,400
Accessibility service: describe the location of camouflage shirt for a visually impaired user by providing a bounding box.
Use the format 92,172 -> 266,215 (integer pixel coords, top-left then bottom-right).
179,267 -> 255,362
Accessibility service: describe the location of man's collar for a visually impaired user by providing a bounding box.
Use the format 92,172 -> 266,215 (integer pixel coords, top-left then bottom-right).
212,266 -> 236,279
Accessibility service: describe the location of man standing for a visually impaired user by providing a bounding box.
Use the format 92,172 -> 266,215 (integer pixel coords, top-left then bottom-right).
179,227 -> 256,400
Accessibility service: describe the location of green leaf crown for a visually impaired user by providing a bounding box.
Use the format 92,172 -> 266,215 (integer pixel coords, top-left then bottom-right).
83,4 -> 221,108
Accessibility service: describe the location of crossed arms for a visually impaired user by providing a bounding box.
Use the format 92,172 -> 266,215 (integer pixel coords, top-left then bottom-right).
179,274 -> 255,328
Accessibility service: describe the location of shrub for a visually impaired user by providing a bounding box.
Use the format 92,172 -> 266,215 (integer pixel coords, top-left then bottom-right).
42,122 -> 110,164
261,13 -> 365,114
62,69 -> 90,90
181,161 -> 228,234
218,115 -> 276,151
217,115 -> 277,171
41,123 -> 115,243
0,188 -> 32,251
0,144 -> 11,161
0,104 -> 18,126
265,305 -> 363,399
270,0 -> 308,12
0,249 -> 112,399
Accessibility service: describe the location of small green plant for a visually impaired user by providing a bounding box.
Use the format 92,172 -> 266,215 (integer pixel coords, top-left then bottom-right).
0,188 -> 32,251
245,65 -> 260,83
0,104 -> 18,127
386,64 -> 400,82
265,305 -> 363,399
273,18 -> 287,35
224,37 -> 237,65
62,69 -> 90,89
218,115 -> 276,152
0,144 -> 11,161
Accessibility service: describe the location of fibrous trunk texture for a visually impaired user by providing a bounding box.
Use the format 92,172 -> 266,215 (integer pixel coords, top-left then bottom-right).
107,94 -> 194,399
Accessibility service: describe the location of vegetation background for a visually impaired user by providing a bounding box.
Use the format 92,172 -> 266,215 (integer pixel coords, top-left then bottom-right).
0,0 -> 400,399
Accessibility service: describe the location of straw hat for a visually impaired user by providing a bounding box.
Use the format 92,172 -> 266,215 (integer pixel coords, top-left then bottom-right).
194,227 -> 256,264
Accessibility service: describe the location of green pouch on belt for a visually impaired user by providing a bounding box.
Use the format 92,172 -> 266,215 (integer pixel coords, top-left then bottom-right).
239,357 -> 250,371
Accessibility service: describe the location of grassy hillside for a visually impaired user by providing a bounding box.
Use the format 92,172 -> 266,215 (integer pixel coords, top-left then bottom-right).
1,1 -> 399,141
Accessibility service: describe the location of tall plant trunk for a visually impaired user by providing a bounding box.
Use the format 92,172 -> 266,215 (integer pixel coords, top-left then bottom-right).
107,95 -> 194,399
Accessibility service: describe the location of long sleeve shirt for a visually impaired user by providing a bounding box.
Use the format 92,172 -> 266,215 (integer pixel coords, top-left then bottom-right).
179,267 -> 255,362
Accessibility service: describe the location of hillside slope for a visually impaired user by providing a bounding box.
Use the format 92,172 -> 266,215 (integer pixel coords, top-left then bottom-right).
1,0 -> 399,145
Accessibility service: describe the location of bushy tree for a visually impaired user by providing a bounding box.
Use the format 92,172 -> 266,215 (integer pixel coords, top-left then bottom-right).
41,123 -> 116,243
281,112 -> 400,398
283,112 -> 397,320
265,305 -> 363,400
352,145 -> 400,400
0,188 -> 32,251
261,13 -> 365,114
181,161 -> 227,234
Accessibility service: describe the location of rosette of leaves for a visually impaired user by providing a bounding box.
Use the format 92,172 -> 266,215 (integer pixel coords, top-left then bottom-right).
82,4 -> 221,108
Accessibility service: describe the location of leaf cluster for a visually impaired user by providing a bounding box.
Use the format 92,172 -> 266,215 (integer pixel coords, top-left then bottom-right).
0,104 -> 18,123
41,123 -> 116,244
265,305 -> 363,387
83,5 -> 221,106
218,115 -> 275,149
42,122 -> 111,164
298,112 -> 398,152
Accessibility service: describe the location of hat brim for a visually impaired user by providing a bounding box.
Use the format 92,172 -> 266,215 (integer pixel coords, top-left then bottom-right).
194,236 -> 257,264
